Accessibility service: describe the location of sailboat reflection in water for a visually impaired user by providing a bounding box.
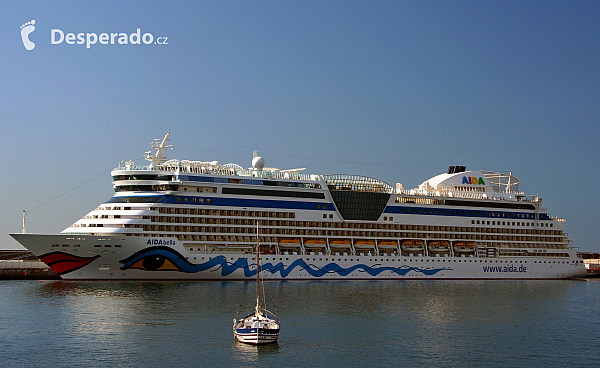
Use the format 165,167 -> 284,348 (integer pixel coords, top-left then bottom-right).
233,222 -> 280,345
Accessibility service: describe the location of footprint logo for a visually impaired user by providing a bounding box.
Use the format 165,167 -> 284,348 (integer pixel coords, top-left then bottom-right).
20,20 -> 36,51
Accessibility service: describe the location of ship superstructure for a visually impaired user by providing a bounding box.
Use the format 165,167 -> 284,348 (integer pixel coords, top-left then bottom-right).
11,133 -> 586,279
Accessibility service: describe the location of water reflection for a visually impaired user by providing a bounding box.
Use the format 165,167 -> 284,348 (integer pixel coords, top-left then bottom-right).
387,281 -> 575,367
232,341 -> 280,363
0,280 -> 593,368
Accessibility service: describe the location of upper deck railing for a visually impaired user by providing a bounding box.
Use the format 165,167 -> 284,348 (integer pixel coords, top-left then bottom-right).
396,188 -> 538,203
323,175 -> 394,194
115,160 -> 317,181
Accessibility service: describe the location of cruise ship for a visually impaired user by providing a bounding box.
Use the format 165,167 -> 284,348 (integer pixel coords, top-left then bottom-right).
11,133 -> 586,280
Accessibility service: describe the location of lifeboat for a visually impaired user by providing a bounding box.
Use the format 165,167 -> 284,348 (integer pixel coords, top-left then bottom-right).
277,238 -> 301,247
304,239 -> 326,246
327,239 -> 351,255
304,239 -> 327,252
303,239 -> 326,255
401,239 -> 425,251
453,241 -> 475,253
377,240 -> 398,249
329,239 -> 351,246
428,240 -> 451,252
354,240 -> 375,248
329,239 -> 352,252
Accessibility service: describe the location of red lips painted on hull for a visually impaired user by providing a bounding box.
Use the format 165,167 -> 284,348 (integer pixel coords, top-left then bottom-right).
39,252 -> 101,275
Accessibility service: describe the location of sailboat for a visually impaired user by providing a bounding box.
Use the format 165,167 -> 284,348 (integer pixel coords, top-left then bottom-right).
233,222 -> 280,345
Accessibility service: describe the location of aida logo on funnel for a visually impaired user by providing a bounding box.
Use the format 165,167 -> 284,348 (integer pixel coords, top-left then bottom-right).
20,20 -> 36,50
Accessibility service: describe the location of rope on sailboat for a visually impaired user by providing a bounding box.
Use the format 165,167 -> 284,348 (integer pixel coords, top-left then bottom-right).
267,283 -> 279,323
260,267 -> 280,322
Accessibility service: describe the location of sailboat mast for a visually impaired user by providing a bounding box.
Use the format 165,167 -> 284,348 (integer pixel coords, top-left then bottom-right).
255,220 -> 260,313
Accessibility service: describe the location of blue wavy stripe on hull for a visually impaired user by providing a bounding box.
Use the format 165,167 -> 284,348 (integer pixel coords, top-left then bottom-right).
119,246 -> 452,277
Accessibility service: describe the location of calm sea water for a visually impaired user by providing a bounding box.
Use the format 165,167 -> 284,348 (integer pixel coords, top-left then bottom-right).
0,279 -> 599,368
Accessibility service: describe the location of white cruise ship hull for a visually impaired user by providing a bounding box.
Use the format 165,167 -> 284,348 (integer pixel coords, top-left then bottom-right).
10,134 -> 587,281
11,234 -> 586,280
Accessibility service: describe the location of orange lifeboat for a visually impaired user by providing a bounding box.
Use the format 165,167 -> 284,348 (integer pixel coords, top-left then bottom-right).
329,239 -> 351,246
453,241 -> 475,253
304,239 -> 327,248
278,238 -> 301,247
401,239 -> 425,251
428,240 -> 451,252
378,240 -> 398,248
354,240 -> 375,248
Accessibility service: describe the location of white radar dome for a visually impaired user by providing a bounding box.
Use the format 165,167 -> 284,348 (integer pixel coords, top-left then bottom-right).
252,156 -> 265,171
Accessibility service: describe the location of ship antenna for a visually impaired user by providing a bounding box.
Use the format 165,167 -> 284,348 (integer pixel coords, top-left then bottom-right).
146,132 -> 172,169
22,210 -> 26,234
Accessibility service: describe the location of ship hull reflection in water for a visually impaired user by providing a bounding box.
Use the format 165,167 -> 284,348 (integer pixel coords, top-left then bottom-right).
1,280 -> 597,367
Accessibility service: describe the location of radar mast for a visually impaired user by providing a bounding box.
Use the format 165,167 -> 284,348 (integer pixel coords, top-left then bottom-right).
145,132 -> 172,169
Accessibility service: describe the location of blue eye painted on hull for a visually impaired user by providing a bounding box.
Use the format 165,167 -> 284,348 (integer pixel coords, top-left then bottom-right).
119,246 -> 198,272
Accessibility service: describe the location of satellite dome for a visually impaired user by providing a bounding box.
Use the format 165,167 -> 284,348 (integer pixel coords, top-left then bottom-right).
252,156 -> 265,170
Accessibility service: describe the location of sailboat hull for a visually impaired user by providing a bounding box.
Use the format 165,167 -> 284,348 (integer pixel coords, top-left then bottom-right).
234,328 -> 280,345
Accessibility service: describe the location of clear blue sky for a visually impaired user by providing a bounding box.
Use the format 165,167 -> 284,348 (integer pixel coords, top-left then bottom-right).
2,0 -> 600,251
